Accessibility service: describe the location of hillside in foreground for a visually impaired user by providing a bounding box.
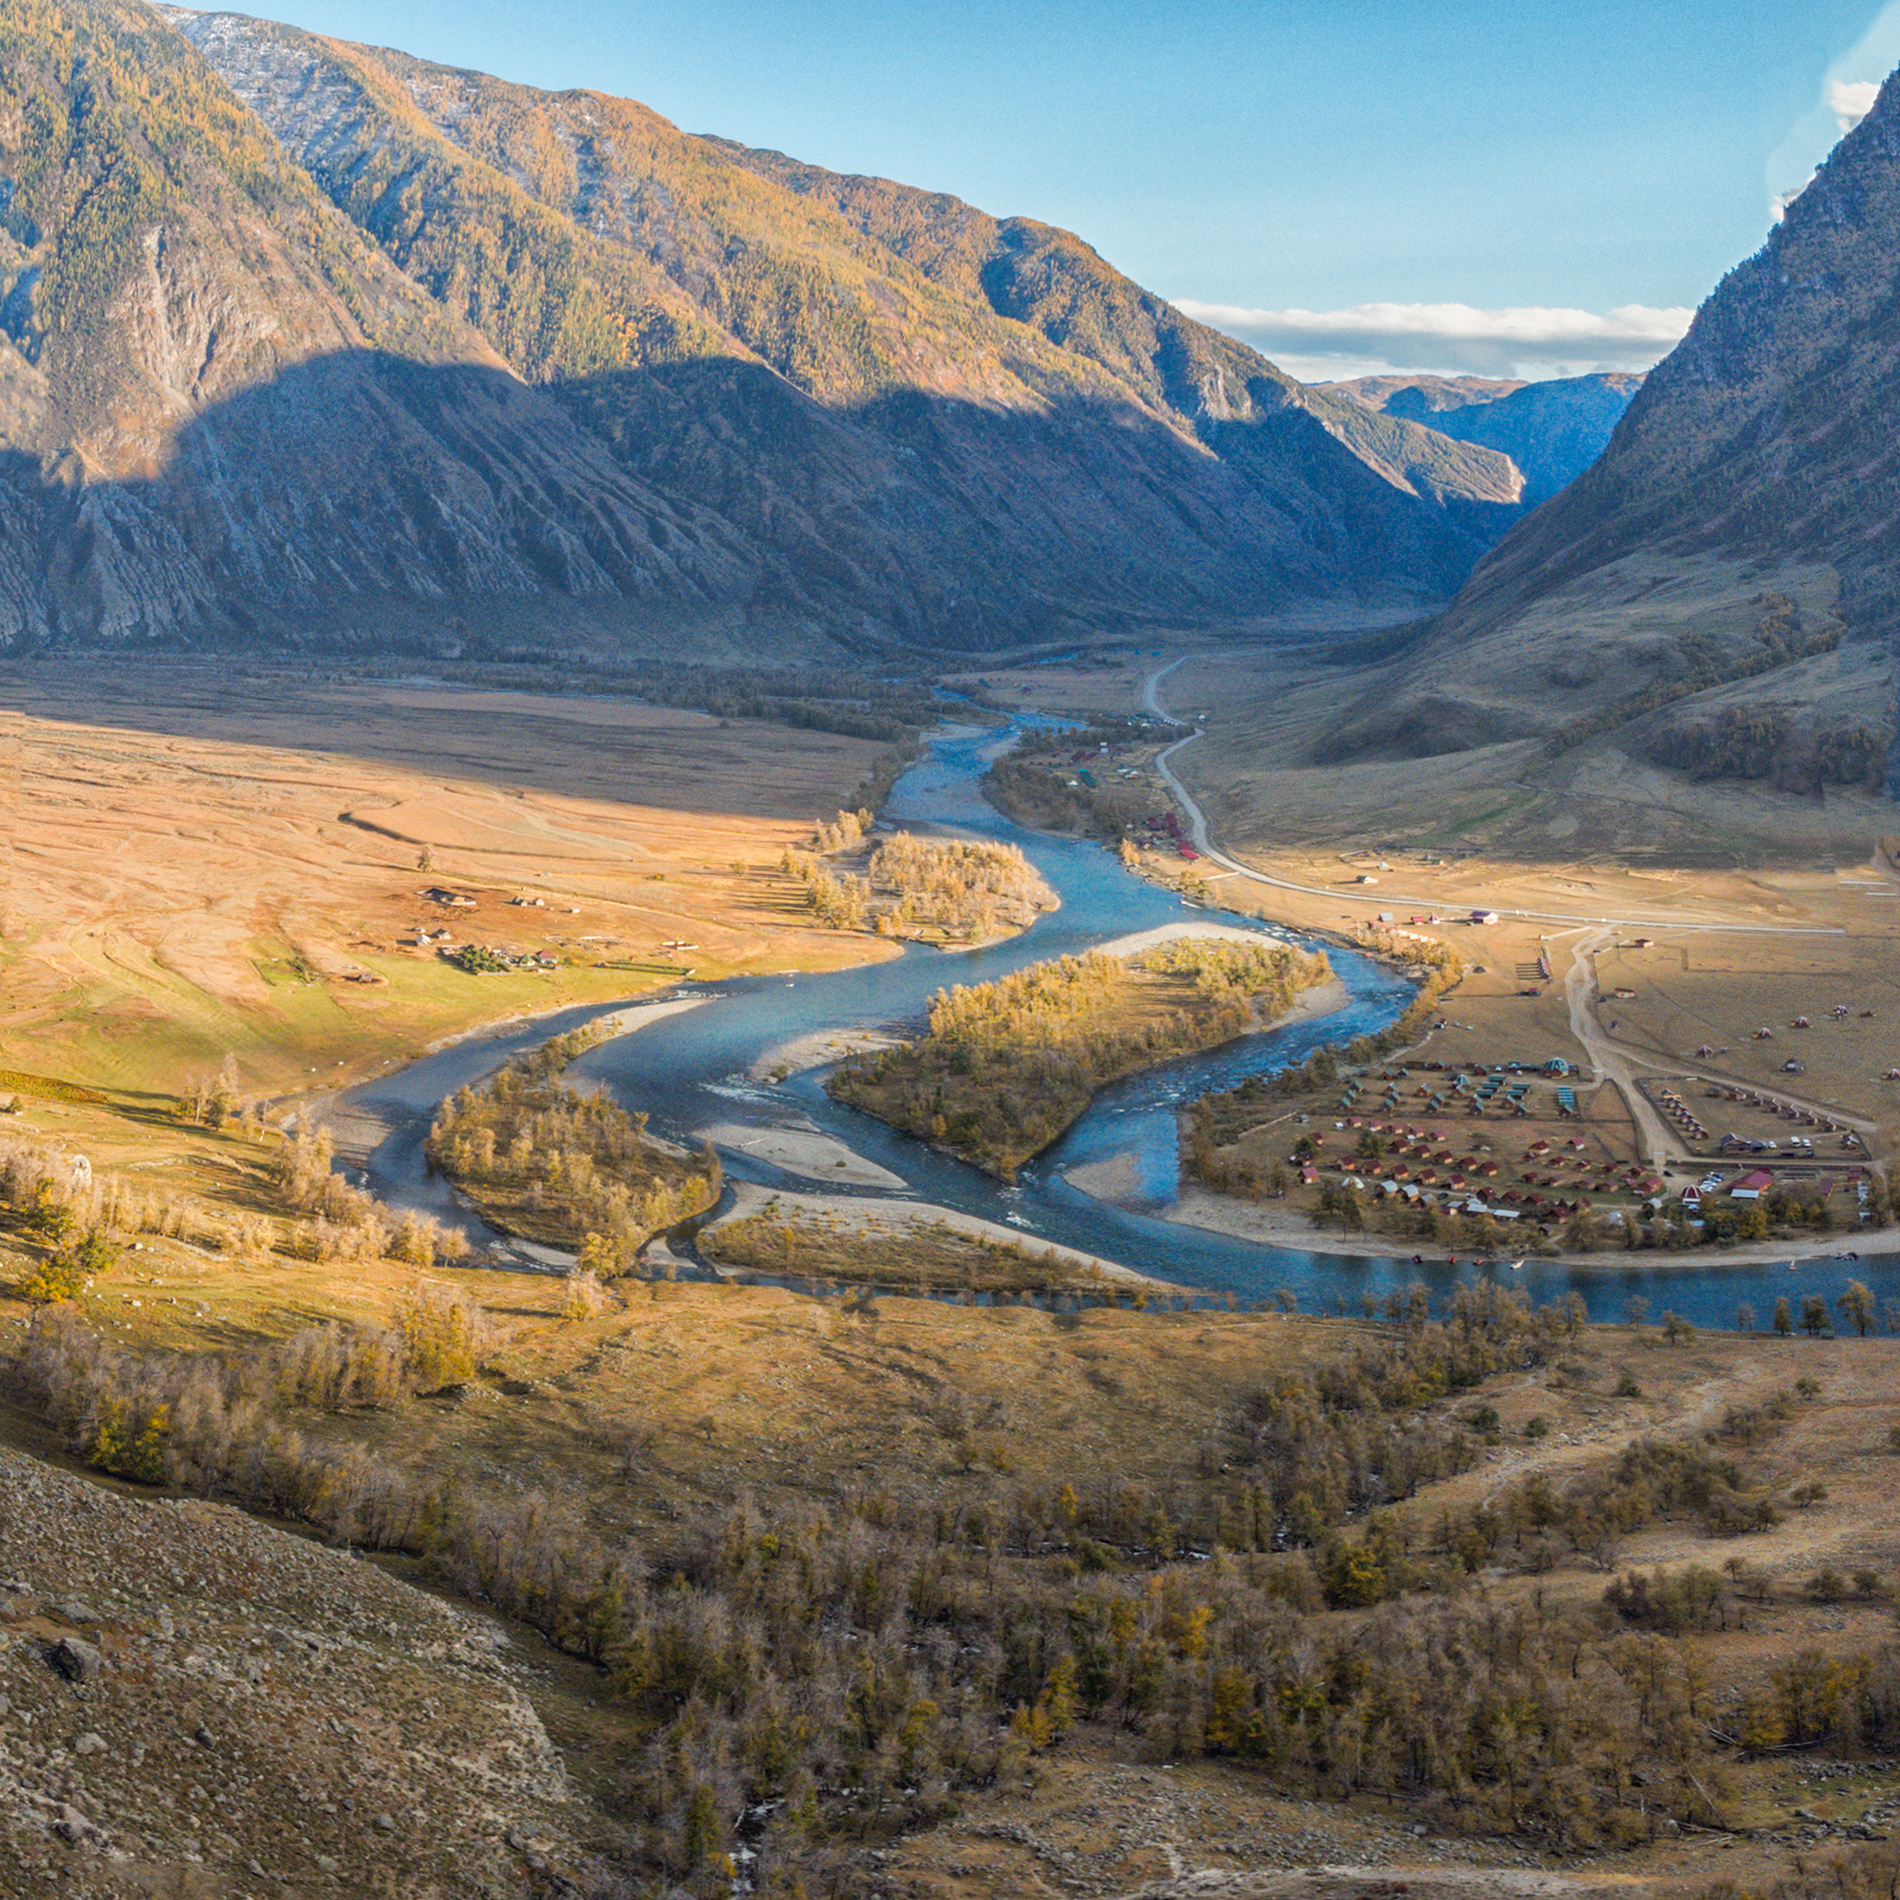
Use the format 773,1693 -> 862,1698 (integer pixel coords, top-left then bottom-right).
5,1074 -> 1900,1899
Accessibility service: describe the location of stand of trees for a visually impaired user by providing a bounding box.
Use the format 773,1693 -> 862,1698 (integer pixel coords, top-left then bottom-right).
783,825 -> 1054,941
8,1281 -> 1895,1890
832,941 -> 1331,1177
982,719 -> 1156,842
426,1028 -> 719,1269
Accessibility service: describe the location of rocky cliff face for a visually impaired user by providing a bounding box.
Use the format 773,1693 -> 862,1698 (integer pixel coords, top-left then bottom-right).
0,0 -> 1527,658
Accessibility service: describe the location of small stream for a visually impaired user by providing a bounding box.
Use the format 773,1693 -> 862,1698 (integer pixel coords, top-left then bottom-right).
335,719 -> 1900,1327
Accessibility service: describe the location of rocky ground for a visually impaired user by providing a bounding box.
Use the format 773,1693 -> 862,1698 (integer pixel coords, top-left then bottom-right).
0,1450 -> 599,1899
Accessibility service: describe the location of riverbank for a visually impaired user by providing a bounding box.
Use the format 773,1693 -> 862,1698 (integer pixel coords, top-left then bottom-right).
702,1180 -> 1166,1286
747,1025 -> 901,1084
1163,1182 -> 1889,1274
698,1120 -> 908,1189
308,995 -> 707,1163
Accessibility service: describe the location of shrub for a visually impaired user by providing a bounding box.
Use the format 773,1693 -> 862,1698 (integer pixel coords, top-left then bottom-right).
396,1282 -> 486,1392
18,1254 -> 87,1305
561,1269 -> 608,1321
19,1228 -> 116,1304
86,1399 -> 170,1484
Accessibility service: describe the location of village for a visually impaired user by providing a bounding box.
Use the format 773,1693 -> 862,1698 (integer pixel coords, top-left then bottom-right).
1192,1039 -> 1878,1250
387,884 -> 704,978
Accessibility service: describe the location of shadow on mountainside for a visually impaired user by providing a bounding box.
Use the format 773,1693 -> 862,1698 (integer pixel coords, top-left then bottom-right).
0,348 -> 1523,658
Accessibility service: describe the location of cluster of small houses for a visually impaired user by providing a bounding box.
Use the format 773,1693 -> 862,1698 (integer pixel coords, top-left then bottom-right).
1339,1057 -> 1574,1119
1302,1120 -> 1665,1225
444,942 -> 561,974
401,923 -> 557,969
1360,901 -> 1503,928
1302,1118 -> 1868,1227
410,884 -> 564,972
1676,1166 -> 1869,1213
1131,808 -> 1197,861
1653,1085 -> 1710,1141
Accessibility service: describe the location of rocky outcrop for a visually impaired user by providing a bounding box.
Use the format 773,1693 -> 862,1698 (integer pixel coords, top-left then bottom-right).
0,1448 -> 591,1897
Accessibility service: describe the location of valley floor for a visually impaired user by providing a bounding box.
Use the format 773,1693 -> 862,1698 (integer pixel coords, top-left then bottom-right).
0,655 -> 1897,1897
973,646 -> 1897,1266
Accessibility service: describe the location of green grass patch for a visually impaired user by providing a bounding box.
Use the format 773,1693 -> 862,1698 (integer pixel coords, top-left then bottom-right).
0,1070 -> 107,1105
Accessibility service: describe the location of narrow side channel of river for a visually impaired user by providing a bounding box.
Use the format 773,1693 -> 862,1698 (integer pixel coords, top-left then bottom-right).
336,719 -> 1899,1327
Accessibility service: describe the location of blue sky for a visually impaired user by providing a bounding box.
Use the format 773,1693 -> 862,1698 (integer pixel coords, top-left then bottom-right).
207,0 -> 1899,381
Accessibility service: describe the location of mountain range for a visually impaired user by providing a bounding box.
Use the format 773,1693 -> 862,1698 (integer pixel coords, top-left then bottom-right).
0,0 -> 1558,659
1330,373 -> 1642,505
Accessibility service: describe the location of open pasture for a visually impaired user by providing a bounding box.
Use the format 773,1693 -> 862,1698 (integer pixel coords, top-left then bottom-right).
0,664 -> 896,1097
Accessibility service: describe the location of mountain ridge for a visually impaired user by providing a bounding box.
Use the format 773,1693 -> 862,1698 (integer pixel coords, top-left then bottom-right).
0,0 -> 1532,658
1330,372 -> 1642,503
1309,74 -> 1900,795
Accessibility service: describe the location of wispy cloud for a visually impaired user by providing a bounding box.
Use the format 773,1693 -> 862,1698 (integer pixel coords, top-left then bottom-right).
1829,77 -> 1881,132
1172,300 -> 1695,380
1766,5 -> 1900,219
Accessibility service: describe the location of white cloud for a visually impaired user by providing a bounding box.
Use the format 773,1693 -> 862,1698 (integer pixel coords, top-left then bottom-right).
1829,77 -> 1881,132
1173,299 -> 1695,380
1766,5 -> 1900,219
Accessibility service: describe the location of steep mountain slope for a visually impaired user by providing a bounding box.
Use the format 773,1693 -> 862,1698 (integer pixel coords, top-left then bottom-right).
0,0 -> 763,652
706,142 -> 1523,512
0,0 -> 1528,657
1332,372 -> 1642,502
1314,81 -> 1900,796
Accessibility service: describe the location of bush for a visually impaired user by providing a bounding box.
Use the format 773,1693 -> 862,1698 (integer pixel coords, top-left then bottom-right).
86,1398 -> 170,1484
18,1253 -> 88,1305
19,1227 -> 116,1304
560,1268 -> 608,1321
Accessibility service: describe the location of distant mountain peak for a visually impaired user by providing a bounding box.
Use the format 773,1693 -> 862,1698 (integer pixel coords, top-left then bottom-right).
1324,372 -> 1644,505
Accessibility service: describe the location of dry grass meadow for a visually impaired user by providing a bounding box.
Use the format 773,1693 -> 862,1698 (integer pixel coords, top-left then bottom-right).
0,663 -> 901,1100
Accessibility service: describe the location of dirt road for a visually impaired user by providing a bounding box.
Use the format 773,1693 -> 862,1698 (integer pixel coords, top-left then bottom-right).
1145,664 -> 1843,937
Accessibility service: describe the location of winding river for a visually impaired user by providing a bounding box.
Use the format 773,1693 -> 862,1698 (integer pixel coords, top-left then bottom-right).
335,719 -> 1900,1327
